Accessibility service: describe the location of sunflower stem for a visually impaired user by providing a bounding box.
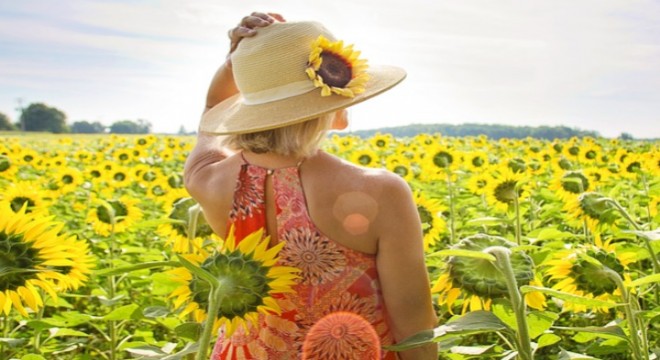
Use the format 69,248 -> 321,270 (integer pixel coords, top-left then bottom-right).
485,246 -> 533,360
196,285 -> 223,360
513,195 -> 522,246
447,172 -> 456,244
606,198 -> 660,276
186,203 -> 202,360
187,204 -> 201,252
604,268 -> 648,360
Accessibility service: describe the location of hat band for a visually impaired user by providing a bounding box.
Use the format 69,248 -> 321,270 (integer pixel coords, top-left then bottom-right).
242,80 -> 316,105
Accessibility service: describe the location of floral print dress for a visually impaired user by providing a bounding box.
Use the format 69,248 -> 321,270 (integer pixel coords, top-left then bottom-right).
212,156 -> 396,359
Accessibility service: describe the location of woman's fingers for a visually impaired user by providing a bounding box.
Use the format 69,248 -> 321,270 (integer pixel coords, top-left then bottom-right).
228,12 -> 284,54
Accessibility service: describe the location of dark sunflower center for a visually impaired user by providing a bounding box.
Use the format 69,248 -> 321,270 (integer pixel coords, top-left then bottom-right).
626,161 -> 641,174
137,138 -> 148,145
119,154 -> 129,161
23,155 -> 34,162
10,197 -> 35,213
585,150 -> 597,160
151,185 -> 166,197
358,155 -> 372,165
568,146 -> 580,156
114,172 -> 126,182
417,206 -> 433,235
471,156 -> 485,167
90,170 -> 101,178
318,52 -> 352,88
0,231 -> 42,291
0,156 -> 10,172
561,172 -> 590,194
553,143 -> 563,153
168,174 -> 184,189
62,175 -> 74,184
142,171 -> 157,182
433,151 -> 453,168
571,249 -> 623,296
96,200 -> 129,224
376,140 -> 386,148
393,165 -> 409,177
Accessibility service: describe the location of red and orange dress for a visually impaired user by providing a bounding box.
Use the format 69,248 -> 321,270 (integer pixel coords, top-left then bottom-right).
211,156 -> 396,359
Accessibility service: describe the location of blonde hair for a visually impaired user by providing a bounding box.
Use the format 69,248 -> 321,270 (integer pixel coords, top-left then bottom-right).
222,113 -> 334,158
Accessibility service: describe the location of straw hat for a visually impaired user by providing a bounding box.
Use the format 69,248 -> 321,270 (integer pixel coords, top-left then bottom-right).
200,21 -> 406,135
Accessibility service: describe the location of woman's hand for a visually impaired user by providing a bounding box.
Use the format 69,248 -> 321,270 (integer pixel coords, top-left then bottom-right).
227,12 -> 285,61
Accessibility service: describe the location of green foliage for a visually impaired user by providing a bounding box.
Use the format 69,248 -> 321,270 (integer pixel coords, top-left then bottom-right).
20,102 -> 69,133
352,123 -> 601,140
0,112 -> 16,131
109,119 -> 152,134
71,120 -> 106,134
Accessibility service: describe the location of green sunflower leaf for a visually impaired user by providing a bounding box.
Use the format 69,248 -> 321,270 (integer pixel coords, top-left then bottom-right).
628,273 -> 660,288
102,304 -> 141,321
558,348 -> 599,359
467,217 -> 511,227
175,322 -> 202,341
553,326 -> 629,343
385,311 -> 513,351
21,355 -> 46,360
427,249 -> 496,262
536,333 -> 561,350
520,286 -> 621,308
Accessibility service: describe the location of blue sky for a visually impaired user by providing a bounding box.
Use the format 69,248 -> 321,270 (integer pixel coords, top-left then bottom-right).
1,0 -> 659,138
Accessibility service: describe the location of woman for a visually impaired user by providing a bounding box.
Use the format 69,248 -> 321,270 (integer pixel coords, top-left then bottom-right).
184,12 -> 437,360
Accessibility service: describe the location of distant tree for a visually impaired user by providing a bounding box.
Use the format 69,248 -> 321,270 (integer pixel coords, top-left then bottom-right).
178,125 -> 187,135
619,132 -> 634,140
71,120 -> 106,134
20,103 -> 69,133
0,112 -> 16,131
109,119 -> 152,134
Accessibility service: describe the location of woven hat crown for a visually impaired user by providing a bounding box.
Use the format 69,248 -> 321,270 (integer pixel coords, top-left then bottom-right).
232,21 -> 335,99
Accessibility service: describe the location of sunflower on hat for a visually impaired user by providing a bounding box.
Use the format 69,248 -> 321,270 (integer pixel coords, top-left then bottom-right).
306,35 -> 369,97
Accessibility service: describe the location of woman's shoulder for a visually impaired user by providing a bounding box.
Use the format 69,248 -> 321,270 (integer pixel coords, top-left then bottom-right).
311,151 -> 411,196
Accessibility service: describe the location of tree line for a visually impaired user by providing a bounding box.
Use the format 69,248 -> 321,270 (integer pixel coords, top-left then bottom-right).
350,123 -> 607,140
0,102 -> 151,134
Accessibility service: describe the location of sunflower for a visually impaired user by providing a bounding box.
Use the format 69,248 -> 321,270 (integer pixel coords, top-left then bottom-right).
51,167 -> 84,195
484,167 -> 529,212
431,234 -> 546,314
579,143 -> 602,164
1,181 -> 51,216
564,192 -> 619,233
543,234 -> 637,313
168,227 -> 299,336
423,143 -> 460,177
368,133 -> 394,151
550,170 -> 592,202
86,195 -> 143,236
414,190 -> 446,251
385,156 -> 414,181
306,35 -> 369,97
463,151 -> 489,172
620,153 -> 644,179
349,148 -> 381,168
0,203 -> 92,316
466,172 -> 491,196
112,148 -> 133,164
0,154 -> 18,180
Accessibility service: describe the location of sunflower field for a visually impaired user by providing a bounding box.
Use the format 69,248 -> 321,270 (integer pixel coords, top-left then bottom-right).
0,132 -> 658,360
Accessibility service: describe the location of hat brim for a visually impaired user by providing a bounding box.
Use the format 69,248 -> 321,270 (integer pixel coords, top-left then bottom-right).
199,65 -> 406,135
